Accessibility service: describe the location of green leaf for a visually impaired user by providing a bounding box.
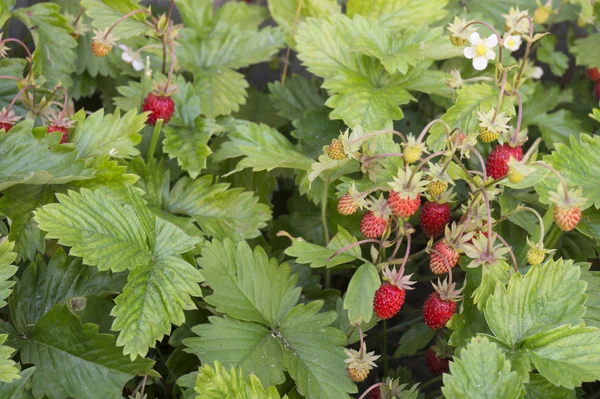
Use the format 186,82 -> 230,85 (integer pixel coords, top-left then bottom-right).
185,317 -> 285,387
531,110 -> 583,149
0,239 -> 17,310
163,117 -> 224,178
12,3 -> 77,87
521,323 -> 600,389
81,0 -> 149,39
10,248 -> 125,332
214,122 -> 314,173
268,75 -> 326,121
0,59 -> 26,114
461,0 -> 536,26
268,0 -> 340,37
346,0 -> 448,32
199,239 -> 301,326
0,334 -> 19,383
524,374 -> 576,399
293,108 -> 345,159
193,67 -> 249,118
472,261 -> 511,311
283,226 -> 363,268
20,304 -> 155,399
333,297 -> 378,345
279,302 -> 356,399
579,262 -> 600,328
195,361 -> 284,399
0,366 -> 34,399
0,121 -> 95,190
537,36 -> 569,76
485,259 -> 587,348
165,175 -> 272,241
535,134 -> 600,210
71,108 -> 146,159
395,323 -> 436,356
343,263 -> 380,324
571,33 -> 600,68
441,336 -> 524,399
428,83 -> 514,151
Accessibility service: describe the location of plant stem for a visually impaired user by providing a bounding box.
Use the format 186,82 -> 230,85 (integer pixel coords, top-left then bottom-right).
513,16 -> 534,89
416,118 -> 452,143
352,129 -> 407,144
281,0 -> 303,84
358,383 -> 387,399
166,0 -> 175,22
73,7 -> 85,27
420,375 -> 443,390
532,161 -> 570,201
467,145 -> 488,182
322,178 -> 331,287
146,119 -> 163,162
512,89 -> 523,144
164,42 -> 177,92
383,319 -> 388,375
407,150 -> 449,188
105,9 -> 151,37
491,69 -> 508,123
495,233 -> 518,272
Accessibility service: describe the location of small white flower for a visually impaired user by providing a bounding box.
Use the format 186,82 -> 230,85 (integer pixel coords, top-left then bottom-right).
503,34 -> 522,52
464,32 -> 497,71
532,66 -> 543,79
109,147 -> 118,156
118,44 -> 144,71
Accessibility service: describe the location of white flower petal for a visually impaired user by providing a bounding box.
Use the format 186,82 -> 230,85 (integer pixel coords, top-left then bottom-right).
485,34 -> 498,48
532,66 -> 543,79
464,47 -> 476,59
121,53 -> 133,63
132,60 -> 144,71
469,32 -> 482,46
472,56 -> 488,70
485,49 -> 496,60
118,44 -> 129,51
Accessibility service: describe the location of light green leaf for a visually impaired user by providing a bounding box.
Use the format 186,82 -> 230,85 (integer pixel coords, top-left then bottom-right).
268,75 -> 325,121
0,334 -> 19,383
472,261 -> 511,311
283,226 -> 363,268
163,117 -> 224,178
279,302 -> 356,399
71,108 -> 146,159
395,323 -> 436,357
346,0 -> 448,32
81,0 -> 149,39
185,317 -> 285,388
165,175 -> 272,241
195,361 -> 284,399
268,0 -> 340,37
175,0 -> 212,34
20,304 -> 155,399
524,374 -> 576,399
531,110 -> 582,150
214,122 -> 314,173
0,238 -> 18,310
441,336 -> 523,399
461,0 -> 536,26
521,323 -> 600,389
344,263 -> 380,324
333,298 -> 378,345
537,36 -> 569,76
199,239 -> 301,326
485,259 -> 587,348
0,366 -> 34,398
193,67 -> 249,118
0,59 -> 26,114
571,33 -> 600,68
579,262 -> 600,328
0,121 -> 94,190
12,3 -> 77,87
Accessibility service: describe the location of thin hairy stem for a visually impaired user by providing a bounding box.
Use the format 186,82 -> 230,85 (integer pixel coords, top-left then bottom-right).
513,15 -> 534,89
416,119 -> 452,144
512,89 -> 523,144
358,383 -> 387,399
495,233 -> 518,272
466,145 -> 488,182
533,162 -> 570,201
492,69 -> 508,123
352,129 -> 407,144
281,0 -> 303,84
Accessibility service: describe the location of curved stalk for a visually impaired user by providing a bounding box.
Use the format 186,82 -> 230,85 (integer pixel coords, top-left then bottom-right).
491,69 -> 508,123
513,15 -> 534,89
532,161 -> 570,201
495,233 -> 519,272
281,0 -> 303,84
358,383 -> 387,399
429,248 -> 453,284
466,145 -> 488,182
105,9 -> 151,37
416,119 -> 452,144
327,239 -> 380,262
352,129 -> 407,144
407,150 -> 449,188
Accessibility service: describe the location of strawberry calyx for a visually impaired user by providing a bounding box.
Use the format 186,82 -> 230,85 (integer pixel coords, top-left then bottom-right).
389,166 -> 428,200
381,265 -> 416,292
344,341 -> 380,378
432,277 -> 463,302
0,107 -> 20,131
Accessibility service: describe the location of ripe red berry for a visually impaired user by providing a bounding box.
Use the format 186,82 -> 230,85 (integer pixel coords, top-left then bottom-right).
426,348 -> 450,374
587,67 -> 600,82
360,211 -> 387,238
554,206 -> 582,232
594,81 -> 600,101
373,283 -> 405,319
0,122 -> 13,132
423,291 -> 457,329
367,387 -> 381,399
420,202 -> 451,238
485,144 -> 523,180
142,93 -> 175,126
48,124 -> 68,144
429,241 -> 459,275
388,191 -> 421,218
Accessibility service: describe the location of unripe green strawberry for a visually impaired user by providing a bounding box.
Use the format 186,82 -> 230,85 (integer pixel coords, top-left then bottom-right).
479,126 -> 499,143
449,35 -> 467,46
527,246 -> 545,266
348,367 -> 369,383
328,138 -> 345,160
427,180 -> 448,197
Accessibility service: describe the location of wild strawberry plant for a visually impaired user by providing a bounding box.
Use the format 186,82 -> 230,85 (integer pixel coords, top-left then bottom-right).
0,0 -> 599,398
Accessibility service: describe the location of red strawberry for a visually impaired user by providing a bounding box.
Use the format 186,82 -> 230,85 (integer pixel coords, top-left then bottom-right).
429,240 -> 459,275
388,191 -> 421,218
338,194 -> 358,215
360,211 -> 387,238
426,348 -> 450,374
594,81 -> 600,101
423,292 -> 456,329
0,122 -> 13,132
367,387 -> 381,399
587,67 -> 600,82
142,93 -> 175,126
373,283 -> 406,320
48,124 -> 68,144
420,202 -> 450,238
485,144 -> 523,180
554,206 -> 582,232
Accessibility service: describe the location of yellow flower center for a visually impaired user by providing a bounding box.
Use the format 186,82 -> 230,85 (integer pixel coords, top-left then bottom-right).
507,39 -> 516,47
475,45 -> 487,56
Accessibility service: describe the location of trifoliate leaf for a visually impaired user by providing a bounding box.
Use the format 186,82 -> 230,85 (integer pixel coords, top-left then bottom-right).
279,302 -> 356,399
268,0 -> 340,38
165,175 -> 272,241
193,67 -> 249,118
472,261 -> 511,311
199,239 -> 301,326
81,0 -> 149,39
535,134 -> 600,210
428,83 -> 514,151
0,121 -> 94,190
195,361 -> 284,399
571,33 -> 600,68
521,323 -> 600,389
0,366 -> 34,398
524,374 -> 576,399
283,226 -> 363,268
12,3 -> 77,87
346,0 -> 448,31
10,248 -> 126,332
163,117 -> 224,178
268,75 -> 326,121
395,323 -> 436,356
0,335 -> 18,384
485,259 -> 587,348
441,336 -> 524,399
343,263 -> 380,324
185,317 -> 285,388
214,122 -> 314,173
20,304 -> 155,399
0,185 -> 52,261
71,108 -> 146,159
